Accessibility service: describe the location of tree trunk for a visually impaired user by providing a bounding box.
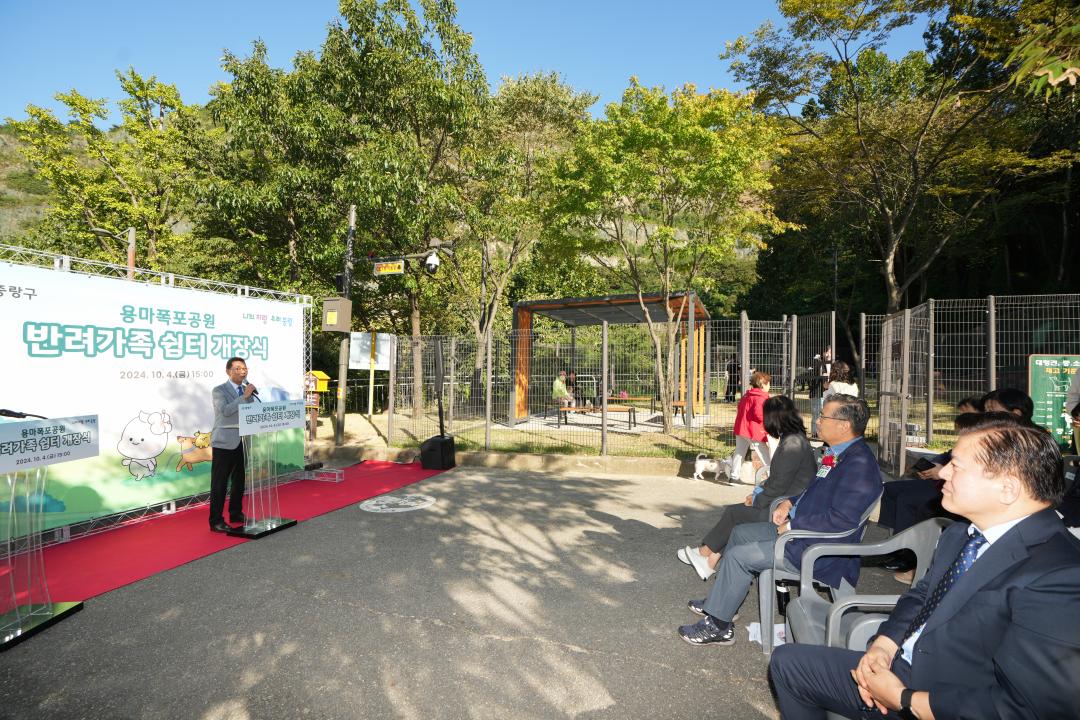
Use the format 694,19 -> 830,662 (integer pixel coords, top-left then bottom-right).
410,292 -> 424,420
1059,163 -> 1072,287
467,321 -> 489,420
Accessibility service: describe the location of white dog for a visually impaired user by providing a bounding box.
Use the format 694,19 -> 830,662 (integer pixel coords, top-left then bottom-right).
693,453 -> 723,481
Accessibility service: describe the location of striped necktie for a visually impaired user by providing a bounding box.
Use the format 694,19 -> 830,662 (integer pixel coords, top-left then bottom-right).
901,529 -> 986,645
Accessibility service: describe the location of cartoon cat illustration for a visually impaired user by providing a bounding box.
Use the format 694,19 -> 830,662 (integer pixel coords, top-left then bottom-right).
117,410 -> 173,480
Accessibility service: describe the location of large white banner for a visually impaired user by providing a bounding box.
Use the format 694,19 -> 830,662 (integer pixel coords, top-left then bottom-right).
0,262 -> 306,531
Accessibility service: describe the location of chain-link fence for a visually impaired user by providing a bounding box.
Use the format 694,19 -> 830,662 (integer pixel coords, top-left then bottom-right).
387,315 -> 827,459
876,294 -> 1080,476
860,313 -> 885,438
375,293 -> 1079,467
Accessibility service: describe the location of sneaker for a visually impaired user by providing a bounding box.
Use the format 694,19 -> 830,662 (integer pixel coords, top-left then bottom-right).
676,546 -> 694,566
687,600 -> 736,621
687,547 -> 716,581
678,616 -> 735,646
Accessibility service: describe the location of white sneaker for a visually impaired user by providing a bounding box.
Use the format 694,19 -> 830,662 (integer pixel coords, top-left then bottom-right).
676,546 -> 693,566
687,548 -> 717,581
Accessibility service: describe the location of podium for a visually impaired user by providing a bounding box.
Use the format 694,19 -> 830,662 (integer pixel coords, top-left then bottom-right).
228,400 -> 305,539
2,415 -> 99,651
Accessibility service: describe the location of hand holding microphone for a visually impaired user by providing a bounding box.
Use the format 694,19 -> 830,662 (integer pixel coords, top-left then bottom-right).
242,381 -> 261,401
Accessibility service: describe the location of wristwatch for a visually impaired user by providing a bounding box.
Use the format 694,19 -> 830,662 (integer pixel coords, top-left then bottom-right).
899,688 -> 915,717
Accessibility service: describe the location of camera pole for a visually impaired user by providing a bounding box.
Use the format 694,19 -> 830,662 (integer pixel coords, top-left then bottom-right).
334,205 -> 356,446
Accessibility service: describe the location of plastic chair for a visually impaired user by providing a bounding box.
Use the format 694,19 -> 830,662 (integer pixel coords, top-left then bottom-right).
757,488 -> 883,655
784,517 -> 952,650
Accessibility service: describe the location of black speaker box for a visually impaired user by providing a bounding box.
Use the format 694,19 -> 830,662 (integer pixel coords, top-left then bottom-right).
420,434 -> 456,470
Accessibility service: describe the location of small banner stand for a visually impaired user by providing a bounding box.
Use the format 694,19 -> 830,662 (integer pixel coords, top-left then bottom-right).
2,415 -> 99,651
229,401 -> 304,539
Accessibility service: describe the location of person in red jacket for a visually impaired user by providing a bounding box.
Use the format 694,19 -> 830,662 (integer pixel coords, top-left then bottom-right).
726,370 -> 771,482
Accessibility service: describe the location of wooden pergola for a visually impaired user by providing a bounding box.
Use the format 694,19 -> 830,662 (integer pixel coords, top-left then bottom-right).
510,291 -> 711,425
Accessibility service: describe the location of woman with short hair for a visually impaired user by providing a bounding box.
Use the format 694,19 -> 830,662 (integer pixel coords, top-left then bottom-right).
727,370 -> 772,483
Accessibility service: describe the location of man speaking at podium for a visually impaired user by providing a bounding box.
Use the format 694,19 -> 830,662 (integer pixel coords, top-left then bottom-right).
209,357 -> 257,533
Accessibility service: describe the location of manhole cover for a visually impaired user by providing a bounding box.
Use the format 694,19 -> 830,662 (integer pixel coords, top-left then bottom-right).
359,493 -> 437,513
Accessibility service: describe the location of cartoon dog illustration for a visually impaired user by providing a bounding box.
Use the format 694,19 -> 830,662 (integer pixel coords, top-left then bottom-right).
117,410 -> 173,480
175,431 -> 213,471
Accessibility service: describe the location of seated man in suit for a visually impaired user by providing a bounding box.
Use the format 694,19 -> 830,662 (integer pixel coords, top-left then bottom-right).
678,395 -> 881,646
770,415 -> 1080,720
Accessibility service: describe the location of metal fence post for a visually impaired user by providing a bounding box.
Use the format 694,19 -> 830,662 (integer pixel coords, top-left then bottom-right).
830,310 -> 836,359
601,320 -> 609,456
987,295 -> 997,391
899,309 -> 912,477
485,327 -> 492,451
387,335 -> 397,446
858,312 -> 866,394
789,314 -> 799,396
687,300 -> 696,429
447,337 -> 456,433
780,314 -> 790,394
927,299 -> 935,446
740,310 -> 751,390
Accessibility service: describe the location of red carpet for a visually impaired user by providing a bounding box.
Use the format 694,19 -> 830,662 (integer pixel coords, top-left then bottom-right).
39,461 -> 442,603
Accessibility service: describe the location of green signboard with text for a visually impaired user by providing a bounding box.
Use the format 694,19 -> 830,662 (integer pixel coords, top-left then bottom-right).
1028,354 -> 1079,450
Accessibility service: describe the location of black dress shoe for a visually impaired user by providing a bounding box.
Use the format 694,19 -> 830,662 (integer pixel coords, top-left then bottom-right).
229,513 -> 247,525
210,521 -> 232,533
883,558 -> 914,572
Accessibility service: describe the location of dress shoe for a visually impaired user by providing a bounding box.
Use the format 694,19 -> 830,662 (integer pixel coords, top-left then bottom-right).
230,513 -> 247,525
210,521 -> 232,533
882,556 -> 914,572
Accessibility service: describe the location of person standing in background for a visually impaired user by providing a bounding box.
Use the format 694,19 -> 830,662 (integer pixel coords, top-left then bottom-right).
809,346 -> 832,437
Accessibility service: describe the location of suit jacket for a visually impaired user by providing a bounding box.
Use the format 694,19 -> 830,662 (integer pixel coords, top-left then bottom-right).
875,508 -> 1080,720
784,437 -> 881,589
211,381 -> 254,450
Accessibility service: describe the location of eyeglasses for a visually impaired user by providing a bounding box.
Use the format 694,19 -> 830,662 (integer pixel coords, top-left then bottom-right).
818,415 -> 847,422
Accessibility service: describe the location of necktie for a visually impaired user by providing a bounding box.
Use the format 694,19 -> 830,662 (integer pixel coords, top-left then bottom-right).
237,385 -> 243,397
901,529 -> 986,645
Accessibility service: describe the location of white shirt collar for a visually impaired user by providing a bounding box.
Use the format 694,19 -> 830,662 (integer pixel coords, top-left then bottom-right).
971,515 -> 1029,545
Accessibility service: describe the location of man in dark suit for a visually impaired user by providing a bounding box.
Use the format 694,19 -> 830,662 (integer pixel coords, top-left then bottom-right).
208,356 -> 257,533
679,395 -> 881,646
770,416 -> 1080,719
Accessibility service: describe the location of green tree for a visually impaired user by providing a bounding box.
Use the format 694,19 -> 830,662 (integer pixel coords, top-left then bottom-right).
725,1 -> 1070,312
439,72 -> 596,407
9,69 -> 195,268
319,0 -> 489,417
551,79 -> 785,431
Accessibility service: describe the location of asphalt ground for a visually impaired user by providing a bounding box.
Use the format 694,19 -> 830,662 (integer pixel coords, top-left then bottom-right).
0,467 -> 901,720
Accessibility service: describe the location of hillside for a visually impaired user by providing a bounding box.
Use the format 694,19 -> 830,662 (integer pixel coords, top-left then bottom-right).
0,124 -> 50,241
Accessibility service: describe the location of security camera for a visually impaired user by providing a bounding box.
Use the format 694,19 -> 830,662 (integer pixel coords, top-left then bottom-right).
424,251 -> 441,275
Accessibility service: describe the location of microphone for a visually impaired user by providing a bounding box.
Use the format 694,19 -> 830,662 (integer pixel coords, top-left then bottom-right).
242,381 -> 262,402
0,408 -> 48,419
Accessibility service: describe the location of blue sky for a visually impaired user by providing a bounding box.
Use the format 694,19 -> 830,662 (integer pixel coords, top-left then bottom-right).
0,1 -> 928,125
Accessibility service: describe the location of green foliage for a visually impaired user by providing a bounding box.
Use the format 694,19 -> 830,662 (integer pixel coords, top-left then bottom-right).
549,79 -> 786,428
1003,1 -> 1080,97
725,0 -> 1073,312
7,69 -> 197,267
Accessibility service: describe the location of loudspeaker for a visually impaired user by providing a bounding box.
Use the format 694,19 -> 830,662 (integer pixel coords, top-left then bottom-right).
420,434 -> 456,470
